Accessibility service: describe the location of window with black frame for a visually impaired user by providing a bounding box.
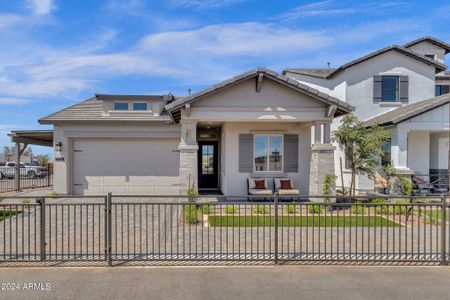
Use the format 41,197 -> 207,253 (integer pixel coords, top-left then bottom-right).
435,85 -> 449,96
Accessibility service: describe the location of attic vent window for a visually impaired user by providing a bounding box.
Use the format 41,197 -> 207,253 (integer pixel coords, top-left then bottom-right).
425,54 -> 436,60
114,102 -> 129,110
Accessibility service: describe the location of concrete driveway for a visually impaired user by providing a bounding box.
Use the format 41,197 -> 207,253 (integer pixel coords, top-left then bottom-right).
0,266 -> 449,300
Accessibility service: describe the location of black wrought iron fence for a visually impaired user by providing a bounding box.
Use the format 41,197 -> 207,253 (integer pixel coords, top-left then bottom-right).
0,164 -> 53,194
0,194 -> 448,266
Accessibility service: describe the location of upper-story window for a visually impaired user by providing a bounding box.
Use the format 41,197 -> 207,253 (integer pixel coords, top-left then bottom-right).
435,85 -> 450,96
381,76 -> 399,102
113,102 -> 150,111
113,102 -> 129,110
425,54 -> 436,60
132,103 -> 148,111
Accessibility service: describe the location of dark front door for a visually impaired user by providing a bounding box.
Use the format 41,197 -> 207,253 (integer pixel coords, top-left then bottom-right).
198,142 -> 218,189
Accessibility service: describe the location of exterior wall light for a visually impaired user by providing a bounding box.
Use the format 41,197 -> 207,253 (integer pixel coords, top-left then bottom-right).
55,142 -> 63,152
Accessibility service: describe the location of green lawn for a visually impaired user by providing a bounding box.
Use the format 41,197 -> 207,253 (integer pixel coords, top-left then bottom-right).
0,211 -> 17,221
208,215 -> 401,227
419,209 -> 449,223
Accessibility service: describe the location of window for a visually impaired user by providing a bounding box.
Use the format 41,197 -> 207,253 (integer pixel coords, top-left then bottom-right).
201,145 -> 214,175
114,102 -> 129,110
435,85 -> 450,96
381,139 -> 392,167
381,76 -> 399,102
254,135 -> 283,172
425,54 -> 436,60
133,103 -> 148,111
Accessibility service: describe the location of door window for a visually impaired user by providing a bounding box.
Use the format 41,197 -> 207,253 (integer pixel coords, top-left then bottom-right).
202,145 -> 214,175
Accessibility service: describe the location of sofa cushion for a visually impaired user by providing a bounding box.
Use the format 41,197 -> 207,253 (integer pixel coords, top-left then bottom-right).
254,179 -> 266,189
249,189 -> 272,195
278,189 -> 300,195
274,178 -> 294,189
280,179 -> 292,189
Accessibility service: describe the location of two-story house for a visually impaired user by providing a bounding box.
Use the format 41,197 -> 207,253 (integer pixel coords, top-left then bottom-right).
284,36 -> 450,193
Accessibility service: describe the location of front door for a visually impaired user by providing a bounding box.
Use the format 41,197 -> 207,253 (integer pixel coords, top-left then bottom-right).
198,142 -> 219,189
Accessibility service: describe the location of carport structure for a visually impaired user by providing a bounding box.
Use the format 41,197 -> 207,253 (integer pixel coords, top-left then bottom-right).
7,130 -> 53,191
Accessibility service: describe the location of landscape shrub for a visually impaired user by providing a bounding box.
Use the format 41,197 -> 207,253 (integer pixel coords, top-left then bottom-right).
254,205 -> 269,214
225,205 -> 238,214
285,204 -> 296,214
307,204 -> 323,214
183,205 -> 199,224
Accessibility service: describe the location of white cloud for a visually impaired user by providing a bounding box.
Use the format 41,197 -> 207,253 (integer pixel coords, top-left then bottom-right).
168,0 -> 246,9
278,0 -> 408,21
26,0 -> 55,15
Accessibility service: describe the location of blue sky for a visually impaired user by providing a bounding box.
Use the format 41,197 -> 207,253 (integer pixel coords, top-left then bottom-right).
0,0 -> 449,155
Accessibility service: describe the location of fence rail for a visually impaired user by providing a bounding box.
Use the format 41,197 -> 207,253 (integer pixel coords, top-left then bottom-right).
0,164 -> 53,194
0,194 -> 448,266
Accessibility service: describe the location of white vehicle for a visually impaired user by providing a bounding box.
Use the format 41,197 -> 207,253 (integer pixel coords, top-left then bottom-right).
0,162 -> 48,180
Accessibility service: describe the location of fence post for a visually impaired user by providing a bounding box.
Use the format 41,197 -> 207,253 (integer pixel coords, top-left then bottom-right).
107,192 -> 112,267
274,192 -> 279,265
37,197 -> 46,262
441,195 -> 447,266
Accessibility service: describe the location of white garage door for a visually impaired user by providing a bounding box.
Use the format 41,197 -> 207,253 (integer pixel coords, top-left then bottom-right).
73,139 -> 180,195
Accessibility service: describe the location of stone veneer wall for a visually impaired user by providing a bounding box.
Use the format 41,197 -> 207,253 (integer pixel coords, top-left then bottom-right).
309,144 -> 336,197
178,145 -> 198,195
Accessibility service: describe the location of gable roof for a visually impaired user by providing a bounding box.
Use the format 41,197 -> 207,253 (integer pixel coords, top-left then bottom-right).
283,68 -> 336,79
39,94 -> 174,124
403,36 -> 450,54
165,68 -> 355,122
364,94 -> 450,127
283,45 -> 447,79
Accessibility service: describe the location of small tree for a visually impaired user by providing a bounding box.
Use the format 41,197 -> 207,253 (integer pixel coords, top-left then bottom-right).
333,114 -> 390,196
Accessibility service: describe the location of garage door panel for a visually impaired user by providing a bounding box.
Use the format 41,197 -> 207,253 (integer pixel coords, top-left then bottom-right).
73,139 -> 180,195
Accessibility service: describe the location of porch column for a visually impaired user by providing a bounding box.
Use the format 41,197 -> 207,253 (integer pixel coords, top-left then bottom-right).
309,122 -> 336,197
391,127 -> 411,174
178,120 -> 198,195
14,142 -> 20,192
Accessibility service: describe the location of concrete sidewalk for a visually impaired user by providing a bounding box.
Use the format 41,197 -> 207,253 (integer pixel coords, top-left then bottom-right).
0,266 -> 449,300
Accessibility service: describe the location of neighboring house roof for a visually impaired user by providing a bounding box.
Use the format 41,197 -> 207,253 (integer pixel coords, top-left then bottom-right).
282,68 -> 336,79
364,94 -> 450,127
165,68 -> 355,122
39,94 -> 174,124
436,71 -> 450,80
403,36 -> 450,54
283,45 -> 447,79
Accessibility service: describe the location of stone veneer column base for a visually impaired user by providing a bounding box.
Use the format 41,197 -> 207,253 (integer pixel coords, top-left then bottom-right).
178,144 -> 199,195
309,143 -> 336,197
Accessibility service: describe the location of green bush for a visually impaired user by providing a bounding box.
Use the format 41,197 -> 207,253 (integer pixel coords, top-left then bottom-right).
225,205 -> 238,214
398,176 -> 413,196
183,205 -> 199,224
379,199 -> 410,215
323,174 -> 337,203
254,205 -> 268,214
351,204 -> 365,215
285,204 -> 296,214
200,205 -> 213,215
307,204 -> 323,214
371,198 -> 386,214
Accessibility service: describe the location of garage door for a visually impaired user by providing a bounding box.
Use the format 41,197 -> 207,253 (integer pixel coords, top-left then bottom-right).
73,139 -> 180,195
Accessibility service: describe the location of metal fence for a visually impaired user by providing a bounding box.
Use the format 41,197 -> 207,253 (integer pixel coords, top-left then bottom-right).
0,164 -> 53,194
0,194 -> 448,266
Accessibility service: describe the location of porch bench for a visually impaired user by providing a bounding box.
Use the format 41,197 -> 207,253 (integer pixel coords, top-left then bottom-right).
274,178 -> 300,200
247,178 -> 272,201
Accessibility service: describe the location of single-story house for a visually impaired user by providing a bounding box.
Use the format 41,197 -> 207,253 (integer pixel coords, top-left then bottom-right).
38,68 -> 354,196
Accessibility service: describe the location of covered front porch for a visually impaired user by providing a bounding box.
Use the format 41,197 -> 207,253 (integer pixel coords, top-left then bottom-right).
167,68 -> 354,196
387,96 -> 449,193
